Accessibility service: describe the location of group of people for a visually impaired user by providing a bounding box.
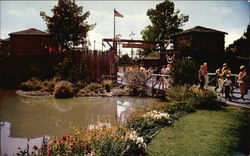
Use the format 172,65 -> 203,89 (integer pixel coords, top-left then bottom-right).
160,64 -> 173,75
198,62 -> 248,101
215,63 -> 235,101
119,64 -> 173,77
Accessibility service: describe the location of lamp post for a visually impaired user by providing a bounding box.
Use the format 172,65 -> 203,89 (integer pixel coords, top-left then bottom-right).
129,31 -> 135,58
116,34 -> 122,56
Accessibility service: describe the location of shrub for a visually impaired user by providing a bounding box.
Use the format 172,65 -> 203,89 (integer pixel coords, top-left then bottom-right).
54,81 -> 75,98
75,80 -> 87,89
165,85 -> 196,101
53,58 -> 73,81
42,80 -> 55,92
165,85 -> 222,110
127,110 -> 172,143
102,80 -> 112,92
190,89 -> 222,110
125,70 -> 147,96
20,77 -> 43,91
172,56 -> 197,85
83,82 -> 103,92
53,58 -> 88,82
86,123 -> 146,156
156,101 -> 196,115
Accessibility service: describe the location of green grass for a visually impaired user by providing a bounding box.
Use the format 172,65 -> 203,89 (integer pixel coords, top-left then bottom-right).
146,107 -> 250,156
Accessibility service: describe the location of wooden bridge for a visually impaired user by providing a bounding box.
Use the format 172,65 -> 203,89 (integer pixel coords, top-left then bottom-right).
117,72 -> 172,96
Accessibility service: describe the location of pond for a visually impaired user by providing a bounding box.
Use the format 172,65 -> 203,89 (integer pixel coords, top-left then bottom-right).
0,89 -> 158,155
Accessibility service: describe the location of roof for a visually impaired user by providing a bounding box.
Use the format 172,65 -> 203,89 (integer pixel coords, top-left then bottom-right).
173,26 -> 228,36
9,28 -> 49,36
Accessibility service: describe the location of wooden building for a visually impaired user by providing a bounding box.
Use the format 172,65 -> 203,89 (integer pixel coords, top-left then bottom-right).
9,28 -> 50,55
172,26 -> 228,71
0,38 -> 10,59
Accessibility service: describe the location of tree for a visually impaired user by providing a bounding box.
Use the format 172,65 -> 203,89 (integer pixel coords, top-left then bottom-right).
226,25 -> 250,58
40,0 -> 95,49
141,0 -> 189,54
172,56 -> 197,85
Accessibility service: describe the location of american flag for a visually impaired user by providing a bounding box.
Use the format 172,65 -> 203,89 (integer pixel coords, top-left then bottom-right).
114,9 -> 123,18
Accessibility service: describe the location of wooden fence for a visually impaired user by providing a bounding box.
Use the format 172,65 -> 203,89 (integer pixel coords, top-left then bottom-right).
0,49 -> 118,87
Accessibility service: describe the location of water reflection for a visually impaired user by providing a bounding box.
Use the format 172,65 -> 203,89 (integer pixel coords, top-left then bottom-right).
0,89 -> 157,155
1,121 -> 46,155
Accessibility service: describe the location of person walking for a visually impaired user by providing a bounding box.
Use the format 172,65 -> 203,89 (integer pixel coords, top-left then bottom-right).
203,62 -> 209,89
215,67 -> 222,91
218,75 -> 225,96
198,65 -> 205,90
160,65 -> 166,75
223,75 -> 232,101
238,65 -> 248,101
222,63 -> 227,73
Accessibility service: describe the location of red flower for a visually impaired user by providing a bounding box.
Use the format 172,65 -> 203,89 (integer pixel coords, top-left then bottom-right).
62,136 -> 67,141
47,147 -> 52,156
32,145 -> 38,150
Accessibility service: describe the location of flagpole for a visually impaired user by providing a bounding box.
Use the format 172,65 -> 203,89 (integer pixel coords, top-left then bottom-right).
113,8 -> 116,50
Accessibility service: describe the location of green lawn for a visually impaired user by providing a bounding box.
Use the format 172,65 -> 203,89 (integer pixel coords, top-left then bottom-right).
146,107 -> 250,156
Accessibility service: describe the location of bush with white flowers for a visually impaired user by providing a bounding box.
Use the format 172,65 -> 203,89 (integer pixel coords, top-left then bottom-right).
143,110 -> 170,121
127,131 -> 146,148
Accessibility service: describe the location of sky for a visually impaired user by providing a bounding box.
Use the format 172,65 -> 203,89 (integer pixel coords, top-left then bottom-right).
1,0 -> 249,55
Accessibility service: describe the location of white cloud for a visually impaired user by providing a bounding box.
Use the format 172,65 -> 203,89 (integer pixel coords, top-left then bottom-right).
225,26 -> 245,47
220,7 -> 233,14
211,6 -> 232,15
8,8 -> 36,17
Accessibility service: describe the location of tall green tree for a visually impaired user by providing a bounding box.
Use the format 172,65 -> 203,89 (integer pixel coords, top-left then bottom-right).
226,25 -> 250,58
141,0 -> 189,54
40,0 -> 95,49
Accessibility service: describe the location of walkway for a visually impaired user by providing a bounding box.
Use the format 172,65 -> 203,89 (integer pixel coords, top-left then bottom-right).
217,88 -> 250,109
117,72 -> 250,108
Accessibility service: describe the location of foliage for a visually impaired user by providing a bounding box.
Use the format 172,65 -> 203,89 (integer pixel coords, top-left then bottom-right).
53,58 -> 74,80
226,25 -> 250,58
21,123 -> 146,156
155,101 -> 195,116
54,80 -> 75,98
172,56 -> 197,85
189,87 -> 222,110
42,80 -> 55,92
127,110 -> 172,143
141,0 -> 189,53
125,70 -> 148,96
23,65 -> 46,80
53,58 -> 88,82
40,0 -> 95,49
20,77 -> 43,91
74,80 -> 88,91
85,123 -> 146,156
83,82 -> 103,92
102,80 -> 112,92
165,85 -> 196,101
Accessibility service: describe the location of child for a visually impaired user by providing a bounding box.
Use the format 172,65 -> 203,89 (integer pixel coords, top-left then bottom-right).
218,76 -> 224,96
223,75 -> 232,101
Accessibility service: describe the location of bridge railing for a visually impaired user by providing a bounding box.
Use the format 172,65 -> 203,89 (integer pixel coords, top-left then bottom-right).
208,73 -> 239,88
146,74 -> 172,96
